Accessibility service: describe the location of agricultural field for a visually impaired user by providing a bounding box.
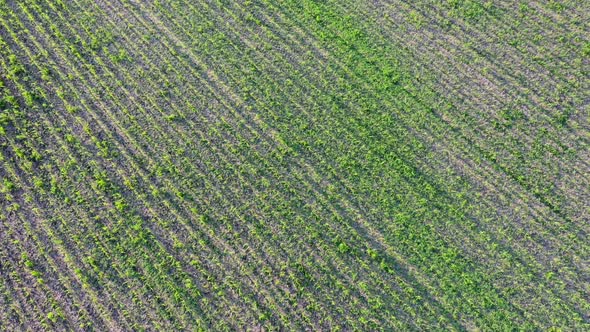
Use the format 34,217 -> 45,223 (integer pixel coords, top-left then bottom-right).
0,0 -> 589,330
